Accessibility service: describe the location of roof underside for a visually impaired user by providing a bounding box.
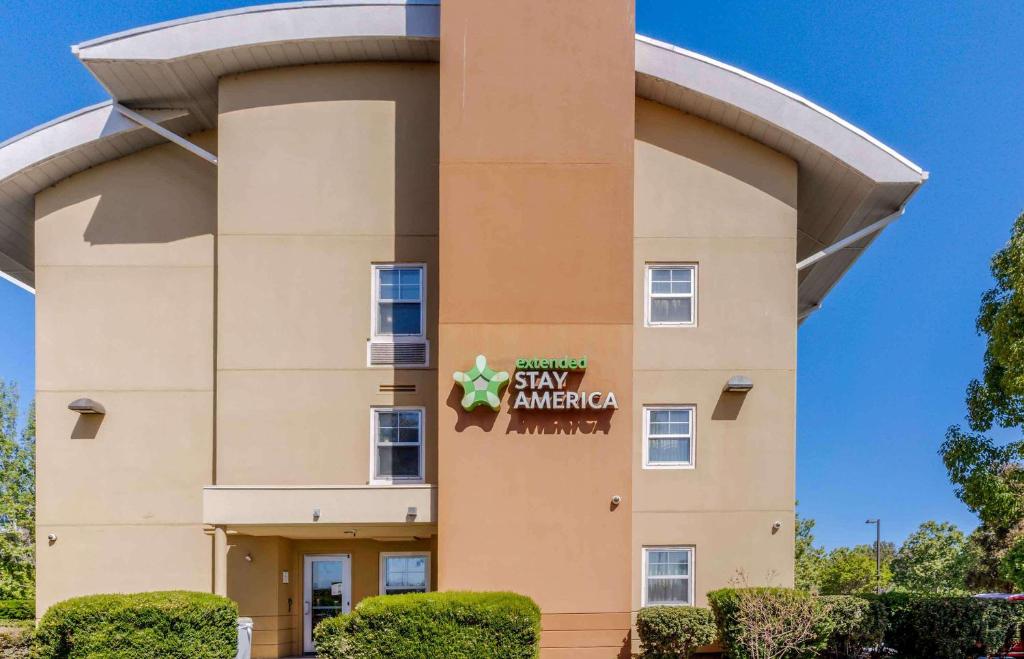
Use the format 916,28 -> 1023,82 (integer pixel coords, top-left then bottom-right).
0,0 -> 926,315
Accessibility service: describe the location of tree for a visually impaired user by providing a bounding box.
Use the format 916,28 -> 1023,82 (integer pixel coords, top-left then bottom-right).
795,508 -> 826,593
818,544 -> 893,595
0,381 -> 35,599
964,212 -> 1024,433
890,521 -> 974,593
939,213 -> 1024,590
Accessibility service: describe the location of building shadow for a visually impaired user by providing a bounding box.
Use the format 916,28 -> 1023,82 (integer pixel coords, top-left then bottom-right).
711,391 -> 747,421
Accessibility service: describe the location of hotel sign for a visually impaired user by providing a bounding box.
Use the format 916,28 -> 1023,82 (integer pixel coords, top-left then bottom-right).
454,354 -> 618,412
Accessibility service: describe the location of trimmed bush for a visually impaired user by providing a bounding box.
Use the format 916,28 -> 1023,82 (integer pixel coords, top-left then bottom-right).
0,620 -> 33,659
636,606 -> 717,658
708,587 -> 832,659
313,591 -> 541,658
818,595 -> 885,658
0,598 -> 33,620
875,592 -> 1023,658
34,591 -> 238,659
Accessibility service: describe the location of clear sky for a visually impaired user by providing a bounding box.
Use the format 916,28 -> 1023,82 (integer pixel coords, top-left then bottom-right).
1,0 -> 1022,550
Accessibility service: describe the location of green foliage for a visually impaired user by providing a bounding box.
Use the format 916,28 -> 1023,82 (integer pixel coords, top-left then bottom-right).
795,509 -> 826,593
0,598 -> 33,620
890,521 -> 972,594
708,587 -> 832,659
941,426 -> 1024,529
876,592 -> 1022,658
34,591 -> 238,659
817,595 -> 885,659
818,545 -> 892,595
0,383 -> 34,599
313,591 -> 540,659
0,620 -> 33,659
964,212 -> 1024,432
999,535 -> 1024,590
964,524 -> 1017,592
635,606 -> 717,659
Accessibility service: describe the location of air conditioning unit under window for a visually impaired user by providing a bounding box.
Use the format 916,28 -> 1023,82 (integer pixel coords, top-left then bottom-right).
367,340 -> 429,368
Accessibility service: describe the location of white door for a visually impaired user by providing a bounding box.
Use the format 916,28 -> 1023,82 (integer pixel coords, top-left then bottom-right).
303,554 -> 351,653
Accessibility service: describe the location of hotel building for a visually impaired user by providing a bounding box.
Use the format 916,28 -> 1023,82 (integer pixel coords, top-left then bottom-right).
0,1 -> 926,656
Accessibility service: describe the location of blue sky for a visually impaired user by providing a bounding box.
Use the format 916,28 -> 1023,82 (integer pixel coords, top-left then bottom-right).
1,0 -> 1022,550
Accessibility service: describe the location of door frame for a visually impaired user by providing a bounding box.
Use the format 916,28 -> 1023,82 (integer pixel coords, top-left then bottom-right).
303,553 -> 352,653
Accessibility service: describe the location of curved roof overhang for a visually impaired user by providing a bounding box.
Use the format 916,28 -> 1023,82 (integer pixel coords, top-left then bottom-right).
0,0 -> 926,316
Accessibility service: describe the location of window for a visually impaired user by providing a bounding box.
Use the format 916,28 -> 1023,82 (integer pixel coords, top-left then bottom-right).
380,553 -> 430,595
644,406 -> 694,468
371,407 -> 424,483
373,264 -> 425,339
643,547 -> 693,606
646,265 -> 696,326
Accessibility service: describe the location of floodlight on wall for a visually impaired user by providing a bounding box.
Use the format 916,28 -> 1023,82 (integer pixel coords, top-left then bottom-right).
68,398 -> 105,414
723,376 -> 753,393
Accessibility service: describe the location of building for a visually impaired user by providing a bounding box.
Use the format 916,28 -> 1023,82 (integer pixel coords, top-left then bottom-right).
0,1 -> 926,657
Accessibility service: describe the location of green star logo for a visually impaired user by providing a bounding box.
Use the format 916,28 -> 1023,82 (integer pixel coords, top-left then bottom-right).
453,355 -> 510,411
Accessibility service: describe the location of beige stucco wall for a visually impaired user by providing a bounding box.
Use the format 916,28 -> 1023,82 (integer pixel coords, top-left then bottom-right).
34,134 -> 218,616
632,99 -> 797,611
216,63 -> 439,487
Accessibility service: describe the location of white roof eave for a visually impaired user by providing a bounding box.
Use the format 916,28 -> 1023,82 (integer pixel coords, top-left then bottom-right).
0,0 -> 927,303
71,0 -> 441,61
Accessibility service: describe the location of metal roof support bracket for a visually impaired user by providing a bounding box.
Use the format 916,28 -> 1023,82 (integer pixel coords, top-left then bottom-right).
113,103 -> 218,166
796,209 -> 904,271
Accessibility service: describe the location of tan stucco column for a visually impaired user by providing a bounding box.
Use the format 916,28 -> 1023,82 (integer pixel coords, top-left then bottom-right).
214,526 -> 228,597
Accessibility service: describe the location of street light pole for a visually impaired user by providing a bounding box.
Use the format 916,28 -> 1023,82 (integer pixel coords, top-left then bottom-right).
865,519 -> 881,594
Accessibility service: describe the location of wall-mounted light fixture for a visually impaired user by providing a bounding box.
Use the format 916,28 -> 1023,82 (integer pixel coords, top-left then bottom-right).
723,376 -> 753,393
312,507 -> 320,522
68,398 -> 105,414
406,506 -> 418,522
244,553 -> 253,563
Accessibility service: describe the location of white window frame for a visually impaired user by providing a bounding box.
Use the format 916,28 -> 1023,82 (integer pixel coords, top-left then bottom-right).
643,406 -> 696,469
645,263 -> 697,327
371,263 -> 427,342
379,552 -> 431,595
369,407 -> 426,485
642,546 -> 695,607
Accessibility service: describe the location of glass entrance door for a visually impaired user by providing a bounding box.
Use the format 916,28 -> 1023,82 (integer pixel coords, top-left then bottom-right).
303,554 -> 351,653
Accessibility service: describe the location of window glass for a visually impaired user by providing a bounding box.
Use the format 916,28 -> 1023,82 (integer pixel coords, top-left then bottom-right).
645,548 -> 691,605
376,266 -> 423,336
382,555 -> 428,595
648,265 -> 696,325
646,407 -> 693,466
374,409 -> 423,481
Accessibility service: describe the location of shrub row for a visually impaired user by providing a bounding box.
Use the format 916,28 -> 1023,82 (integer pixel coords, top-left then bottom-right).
34,591 -> 238,659
640,589 -> 1023,659
875,592 -> 1022,658
0,598 -> 34,621
314,591 -> 541,659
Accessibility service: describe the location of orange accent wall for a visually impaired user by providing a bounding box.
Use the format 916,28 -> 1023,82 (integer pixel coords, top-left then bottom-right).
438,2 -> 635,656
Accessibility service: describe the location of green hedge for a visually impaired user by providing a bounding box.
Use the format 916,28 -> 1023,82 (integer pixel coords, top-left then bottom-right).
313,591 -> 541,659
818,595 -> 885,658
0,598 -> 33,620
34,591 -> 238,659
636,606 -> 717,659
875,592 -> 1023,658
708,587 -> 832,659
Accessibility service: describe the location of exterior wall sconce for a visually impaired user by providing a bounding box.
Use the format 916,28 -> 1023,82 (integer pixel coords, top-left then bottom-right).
406,506 -> 418,522
244,553 -> 253,563
723,376 -> 753,393
68,398 -> 105,414
312,508 -> 320,522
